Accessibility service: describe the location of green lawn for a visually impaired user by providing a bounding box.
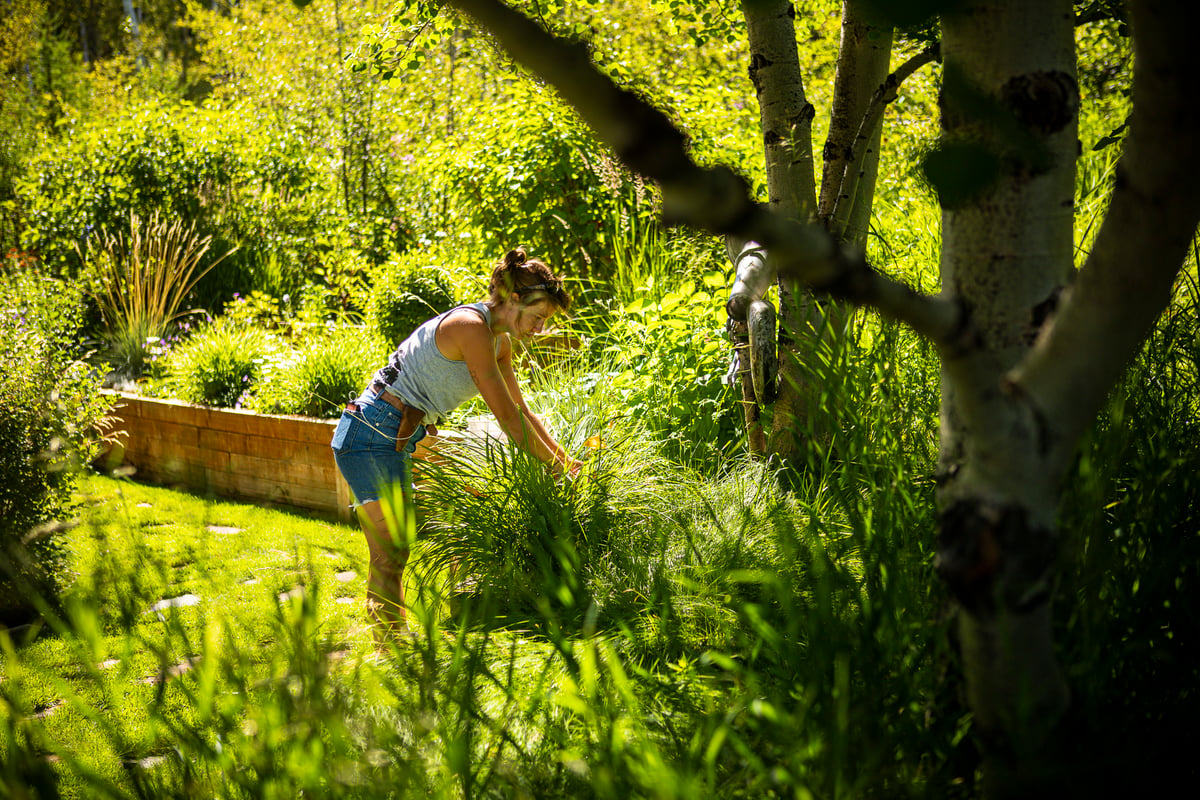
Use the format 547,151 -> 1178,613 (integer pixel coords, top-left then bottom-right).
2,474 -> 419,797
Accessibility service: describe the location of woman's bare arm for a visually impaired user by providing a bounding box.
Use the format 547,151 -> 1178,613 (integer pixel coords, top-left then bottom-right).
496,336 -> 579,472
438,310 -> 566,467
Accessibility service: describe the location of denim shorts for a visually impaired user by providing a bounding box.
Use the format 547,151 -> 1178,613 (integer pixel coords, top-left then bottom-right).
330,395 -> 428,507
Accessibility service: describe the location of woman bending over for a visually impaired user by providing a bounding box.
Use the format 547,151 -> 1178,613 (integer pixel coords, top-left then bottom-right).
331,247 -> 580,636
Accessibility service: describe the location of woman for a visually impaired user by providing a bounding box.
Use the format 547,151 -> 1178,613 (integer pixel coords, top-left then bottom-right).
331,247 -> 581,636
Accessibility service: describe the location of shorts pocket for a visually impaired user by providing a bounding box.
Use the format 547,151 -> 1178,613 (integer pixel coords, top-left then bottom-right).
330,412 -> 355,451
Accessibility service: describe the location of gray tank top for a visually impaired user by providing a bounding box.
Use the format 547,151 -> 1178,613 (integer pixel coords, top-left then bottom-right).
367,303 -> 502,423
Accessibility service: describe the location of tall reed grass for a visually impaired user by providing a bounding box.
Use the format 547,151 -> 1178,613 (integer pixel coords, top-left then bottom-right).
76,211 -> 236,377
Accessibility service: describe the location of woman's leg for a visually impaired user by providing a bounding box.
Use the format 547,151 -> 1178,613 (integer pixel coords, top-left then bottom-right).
333,400 -> 426,641
356,498 -> 410,637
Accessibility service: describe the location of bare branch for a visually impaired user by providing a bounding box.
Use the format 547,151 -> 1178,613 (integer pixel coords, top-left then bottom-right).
440,0 -> 962,345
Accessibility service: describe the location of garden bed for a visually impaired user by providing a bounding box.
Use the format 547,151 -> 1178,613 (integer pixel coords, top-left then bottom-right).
97,391 -> 457,522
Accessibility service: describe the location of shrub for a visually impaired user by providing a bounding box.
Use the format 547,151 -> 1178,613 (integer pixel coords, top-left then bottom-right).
587,271 -> 740,471
362,256 -> 457,346
166,320 -> 277,408
447,83 -> 657,281
251,327 -> 385,418
0,266 -> 113,624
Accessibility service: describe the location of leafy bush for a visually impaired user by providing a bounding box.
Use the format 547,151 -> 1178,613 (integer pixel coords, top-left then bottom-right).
447,83 -> 657,281
361,255 -> 457,346
251,327 -> 385,418
585,271 -> 740,471
0,267 -> 113,624
165,320 -> 277,408
17,99 -> 327,304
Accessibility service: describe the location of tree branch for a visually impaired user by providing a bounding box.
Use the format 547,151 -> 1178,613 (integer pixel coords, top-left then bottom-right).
829,42 -> 940,240
440,0 -> 963,345
819,0 -> 893,227
1010,0 -> 1200,469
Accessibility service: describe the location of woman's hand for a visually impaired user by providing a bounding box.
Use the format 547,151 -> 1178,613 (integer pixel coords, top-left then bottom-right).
551,457 -> 583,479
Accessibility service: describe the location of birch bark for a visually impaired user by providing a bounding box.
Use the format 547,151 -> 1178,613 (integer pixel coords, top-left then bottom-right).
819,0 -> 893,247
740,0 -> 819,458
933,2 -> 1078,793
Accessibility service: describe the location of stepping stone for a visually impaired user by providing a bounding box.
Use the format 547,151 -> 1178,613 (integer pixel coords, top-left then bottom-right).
278,586 -> 305,602
242,578 -> 260,586
147,594 -> 200,614
134,755 -> 166,769
138,659 -> 196,685
31,701 -> 64,720
335,571 -> 357,583
98,659 -> 121,670
206,525 -> 242,535
136,502 -> 152,508
335,597 -> 356,605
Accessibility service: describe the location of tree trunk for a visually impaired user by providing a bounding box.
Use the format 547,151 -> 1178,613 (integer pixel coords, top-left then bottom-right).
934,1 -> 1077,794
739,0 -> 820,460
819,0 -> 893,248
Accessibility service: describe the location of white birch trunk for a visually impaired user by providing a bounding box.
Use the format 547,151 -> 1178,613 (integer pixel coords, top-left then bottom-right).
740,0 -> 819,458
935,2 -> 1077,793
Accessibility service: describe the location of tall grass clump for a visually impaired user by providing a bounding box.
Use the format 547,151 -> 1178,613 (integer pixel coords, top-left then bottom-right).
1055,263 -> 1200,792
76,211 -> 235,378
412,376 -> 681,632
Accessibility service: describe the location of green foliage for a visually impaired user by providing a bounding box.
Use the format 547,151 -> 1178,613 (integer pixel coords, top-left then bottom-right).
586,271 -> 739,471
360,256 -> 458,346
447,83 -> 658,279
251,326 -> 386,419
18,98 -> 326,303
165,320 -> 277,409
0,267 -> 113,624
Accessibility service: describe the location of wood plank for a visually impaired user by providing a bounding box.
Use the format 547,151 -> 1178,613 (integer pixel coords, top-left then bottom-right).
133,397 -> 210,428
133,418 -> 199,448
207,470 -> 339,511
226,452 -> 338,491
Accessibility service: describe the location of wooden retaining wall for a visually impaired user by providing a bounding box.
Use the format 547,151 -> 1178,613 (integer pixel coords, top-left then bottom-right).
99,392 -> 444,522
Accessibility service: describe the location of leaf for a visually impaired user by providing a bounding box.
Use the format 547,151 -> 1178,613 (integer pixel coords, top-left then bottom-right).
1092,118 -> 1129,152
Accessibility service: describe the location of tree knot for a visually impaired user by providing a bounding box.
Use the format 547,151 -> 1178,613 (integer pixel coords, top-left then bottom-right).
1001,70 -> 1079,136
935,499 -> 1058,616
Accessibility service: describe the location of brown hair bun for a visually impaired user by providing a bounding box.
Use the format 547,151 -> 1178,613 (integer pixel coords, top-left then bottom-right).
487,247 -> 570,311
